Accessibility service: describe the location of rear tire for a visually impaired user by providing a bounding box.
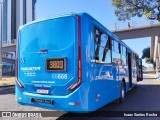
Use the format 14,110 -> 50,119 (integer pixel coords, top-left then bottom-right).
118,81 -> 126,103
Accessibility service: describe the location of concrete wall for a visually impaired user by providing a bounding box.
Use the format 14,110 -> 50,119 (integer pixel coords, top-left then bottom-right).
151,36 -> 160,72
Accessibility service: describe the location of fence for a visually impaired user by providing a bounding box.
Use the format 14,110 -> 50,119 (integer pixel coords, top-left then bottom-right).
106,19 -> 160,31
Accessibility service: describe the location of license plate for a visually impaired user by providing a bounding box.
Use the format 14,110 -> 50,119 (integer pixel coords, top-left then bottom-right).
46,58 -> 67,71
31,98 -> 54,104
37,89 -> 49,94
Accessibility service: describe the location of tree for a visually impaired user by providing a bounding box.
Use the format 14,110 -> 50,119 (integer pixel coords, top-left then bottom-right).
141,47 -> 151,63
112,0 -> 160,21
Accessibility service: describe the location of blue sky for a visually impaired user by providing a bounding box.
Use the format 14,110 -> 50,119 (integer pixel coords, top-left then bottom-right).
35,0 -> 152,67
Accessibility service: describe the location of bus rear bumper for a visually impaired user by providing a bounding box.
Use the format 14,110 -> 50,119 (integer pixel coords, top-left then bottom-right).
15,84 -> 90,112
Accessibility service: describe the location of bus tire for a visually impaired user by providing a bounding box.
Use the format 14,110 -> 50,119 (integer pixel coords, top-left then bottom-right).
118,81 -> 126,103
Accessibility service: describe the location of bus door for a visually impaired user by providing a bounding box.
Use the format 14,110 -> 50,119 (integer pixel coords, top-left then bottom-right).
138,58 -> 143,81
128,52 -> 132,88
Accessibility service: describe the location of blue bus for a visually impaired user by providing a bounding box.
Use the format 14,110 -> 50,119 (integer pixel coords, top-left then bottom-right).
16,13 -> 143,112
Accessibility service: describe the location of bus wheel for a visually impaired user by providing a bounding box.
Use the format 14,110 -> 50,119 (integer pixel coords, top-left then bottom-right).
118,81 -> 126,103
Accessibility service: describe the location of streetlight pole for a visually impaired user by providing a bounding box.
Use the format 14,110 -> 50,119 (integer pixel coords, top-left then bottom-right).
0,0 -> 5,80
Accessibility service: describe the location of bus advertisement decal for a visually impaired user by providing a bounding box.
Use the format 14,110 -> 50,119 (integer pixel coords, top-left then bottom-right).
20,66 -> 41,77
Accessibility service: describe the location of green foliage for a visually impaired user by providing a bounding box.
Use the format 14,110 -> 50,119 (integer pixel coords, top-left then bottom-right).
142,47 -> 151,64
142,47 -> 150,59
112,0 -> 159,21
145,58 -> 151,64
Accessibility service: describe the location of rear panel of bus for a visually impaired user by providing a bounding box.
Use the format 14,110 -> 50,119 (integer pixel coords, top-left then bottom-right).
16,15 -> 90,111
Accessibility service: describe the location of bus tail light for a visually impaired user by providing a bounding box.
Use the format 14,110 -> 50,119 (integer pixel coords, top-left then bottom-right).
16,30 -> 24,88
16,60 -> 24,88
16,79 -> 24,88
16,59 -> 24,88
68,50 -> 82,91
67,15 -> 82,91
16,59 -> 18,78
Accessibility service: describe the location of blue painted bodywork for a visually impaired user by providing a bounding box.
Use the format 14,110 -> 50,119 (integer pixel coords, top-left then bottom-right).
16,13 -> 139,112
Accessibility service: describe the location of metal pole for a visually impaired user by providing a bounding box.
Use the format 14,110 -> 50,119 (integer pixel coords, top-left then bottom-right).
0,0 -> 5,80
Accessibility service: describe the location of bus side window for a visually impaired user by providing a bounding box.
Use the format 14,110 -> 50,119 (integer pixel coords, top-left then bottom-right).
118,43 -> 121,54
94,27 -> 111,63
122,46 -> 127,66
126,49 -> 128,65
121,45 -> 123,54
112,39 -> 114,51
94,28 -> 102,60
115,41 -> 119,53
123,46 -> 126,56
132,54 -> 137,74
102,34 -> 111,63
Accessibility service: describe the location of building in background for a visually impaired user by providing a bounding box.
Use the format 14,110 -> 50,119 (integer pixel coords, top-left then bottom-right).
0,0 -> 36,77
2,0 -> 36,45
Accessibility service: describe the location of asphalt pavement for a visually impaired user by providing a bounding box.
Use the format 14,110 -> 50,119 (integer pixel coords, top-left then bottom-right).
0,73 -> 160,120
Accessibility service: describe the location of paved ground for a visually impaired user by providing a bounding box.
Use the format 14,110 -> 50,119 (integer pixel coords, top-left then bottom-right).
0,73 -> 160,120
